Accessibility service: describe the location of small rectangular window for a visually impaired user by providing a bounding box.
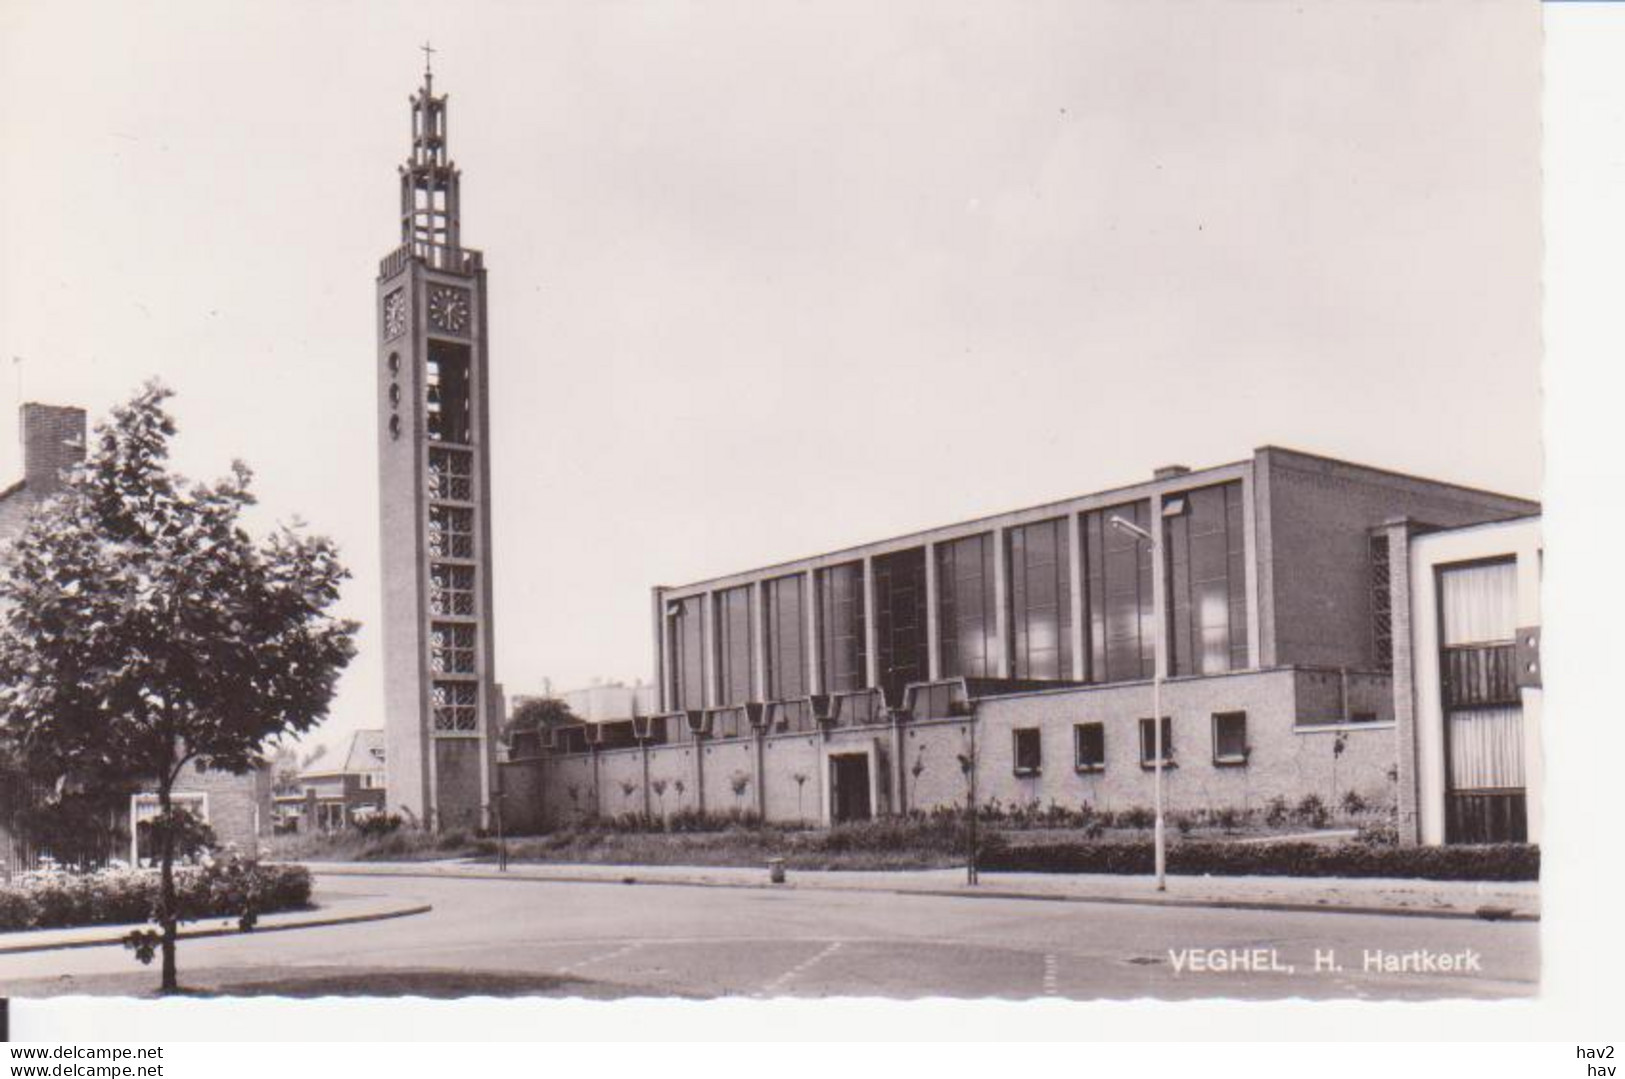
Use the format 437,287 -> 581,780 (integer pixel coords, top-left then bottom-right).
1212,711 -> 1248,765
1138,716 -> 1174,768
1074,722 -> 1105,771
1013,728 -> 1042,776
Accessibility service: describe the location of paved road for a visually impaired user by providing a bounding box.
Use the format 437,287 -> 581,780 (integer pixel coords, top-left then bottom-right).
0,873 -> 1538,1000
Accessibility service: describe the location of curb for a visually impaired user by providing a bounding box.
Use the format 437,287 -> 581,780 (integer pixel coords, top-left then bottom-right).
305,865 -> 1538,924
0,901 -> 433,957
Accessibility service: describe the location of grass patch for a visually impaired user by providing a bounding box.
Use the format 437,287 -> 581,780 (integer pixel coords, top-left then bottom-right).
268,816 -> 989,871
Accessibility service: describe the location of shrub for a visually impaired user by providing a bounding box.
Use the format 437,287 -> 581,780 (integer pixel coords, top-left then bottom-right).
0,858 -> 311,932
1212,807 -> 1242,831
1355,818 -> 1399,847
1264,795 -> 1290,827
1294,794 -> 1330,829
981,839 -> 1539,881
1118,806 -> 1154,830
354,813 -> 403,838
1341,791 -> 1368,816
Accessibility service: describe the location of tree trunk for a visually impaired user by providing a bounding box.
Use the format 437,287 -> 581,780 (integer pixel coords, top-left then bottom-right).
157,781 -> 178,994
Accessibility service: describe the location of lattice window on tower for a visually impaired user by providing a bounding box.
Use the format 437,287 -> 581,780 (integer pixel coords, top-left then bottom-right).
1369,533 -> 1393,672
430,563 -> 475,616
430,623 -> 477,674
432,681 -> 479,733
428,447 -> 473,502
428,505 -> 475,559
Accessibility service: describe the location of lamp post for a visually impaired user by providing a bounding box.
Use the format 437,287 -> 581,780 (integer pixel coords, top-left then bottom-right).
1109,514 -> 1167,892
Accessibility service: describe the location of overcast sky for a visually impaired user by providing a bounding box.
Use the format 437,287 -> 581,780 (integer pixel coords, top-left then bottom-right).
0,1 -> 1540,757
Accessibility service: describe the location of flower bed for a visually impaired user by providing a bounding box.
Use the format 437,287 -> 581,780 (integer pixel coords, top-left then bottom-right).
979,839 -> 1539,881
0,858 -> 312,932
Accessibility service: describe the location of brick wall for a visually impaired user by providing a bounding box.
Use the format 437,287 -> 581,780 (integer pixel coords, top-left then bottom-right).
171,762 -> 273,852
20,404 -> 87,499
971,670 -> 1397,816
496,759 -> 545,833
762,735 -> 821,823
898,719 -> 976,813
598,748 -> 647,819
515,671 -> 1400,830
701,739 -> 757,816
433,739 -> 483,831
1261,449 -> 1535,671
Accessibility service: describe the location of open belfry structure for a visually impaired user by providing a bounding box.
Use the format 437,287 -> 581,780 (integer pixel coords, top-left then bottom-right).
376,57 -> 498,830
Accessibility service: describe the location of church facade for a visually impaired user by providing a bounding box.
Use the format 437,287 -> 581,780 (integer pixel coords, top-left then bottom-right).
375,65 -> 500,831
502,448 -> 1538,845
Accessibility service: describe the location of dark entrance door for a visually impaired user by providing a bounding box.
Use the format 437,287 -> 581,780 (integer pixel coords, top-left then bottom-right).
829,754 -> 872,823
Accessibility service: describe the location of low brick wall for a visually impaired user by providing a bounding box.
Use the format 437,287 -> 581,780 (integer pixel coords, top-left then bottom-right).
511,667 -> 1397,832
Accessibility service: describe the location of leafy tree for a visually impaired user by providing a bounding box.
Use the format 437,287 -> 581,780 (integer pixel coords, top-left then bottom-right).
0,384 -> 357,992
504,696 -> 580,739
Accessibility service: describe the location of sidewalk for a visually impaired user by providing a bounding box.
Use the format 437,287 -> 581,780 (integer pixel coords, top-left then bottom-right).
0,892 -> 432,956
307,859 -> 1540,922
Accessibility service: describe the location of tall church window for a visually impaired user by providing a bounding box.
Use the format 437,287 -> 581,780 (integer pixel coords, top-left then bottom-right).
763,574 -> 807,701
1164,482 -> 1248,676
428,505 -> 474,559
874,547 -> 928,706
428,448 -> 473,502
714,585 -> 755,706
425,341 -> 472,444
937,533 -> 997,679
432,682 -> 478,733
668,595 -> 706,712
818,562 -> 867,694
430,623 -> 477,674
1082,500 -> 1155,683
1008,517 -> 1072,681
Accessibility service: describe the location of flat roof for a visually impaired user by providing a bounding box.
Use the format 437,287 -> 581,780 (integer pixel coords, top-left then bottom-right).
656,445 -> 1538,596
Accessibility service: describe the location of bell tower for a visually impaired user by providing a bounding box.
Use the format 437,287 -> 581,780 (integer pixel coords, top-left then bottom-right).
376,51 -> 498,830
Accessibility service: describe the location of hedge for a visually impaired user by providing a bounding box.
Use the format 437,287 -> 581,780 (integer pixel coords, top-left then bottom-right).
979,840 -> 1539,881
0,859 -> 312,932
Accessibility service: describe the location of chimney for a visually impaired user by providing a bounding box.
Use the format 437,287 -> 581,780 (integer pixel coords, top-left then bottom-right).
1153,464 -> 1191,481
20,403 -> 87,498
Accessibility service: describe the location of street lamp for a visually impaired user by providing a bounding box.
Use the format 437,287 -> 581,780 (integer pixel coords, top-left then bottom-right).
1109,514 -> 1167,892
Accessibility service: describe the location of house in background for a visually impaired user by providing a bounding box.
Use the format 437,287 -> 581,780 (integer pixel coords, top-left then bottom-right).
275,730 -> 388,832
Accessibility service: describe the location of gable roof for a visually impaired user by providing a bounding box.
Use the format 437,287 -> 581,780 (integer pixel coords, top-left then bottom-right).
341,729 -> 386,773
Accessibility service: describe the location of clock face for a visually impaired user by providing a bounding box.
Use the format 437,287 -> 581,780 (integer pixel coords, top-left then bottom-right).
383,288 -> 408,340
427,286 -> 471,334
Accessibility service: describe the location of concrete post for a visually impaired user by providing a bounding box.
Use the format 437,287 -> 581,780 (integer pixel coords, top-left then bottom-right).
1386,520 -> 1422,845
